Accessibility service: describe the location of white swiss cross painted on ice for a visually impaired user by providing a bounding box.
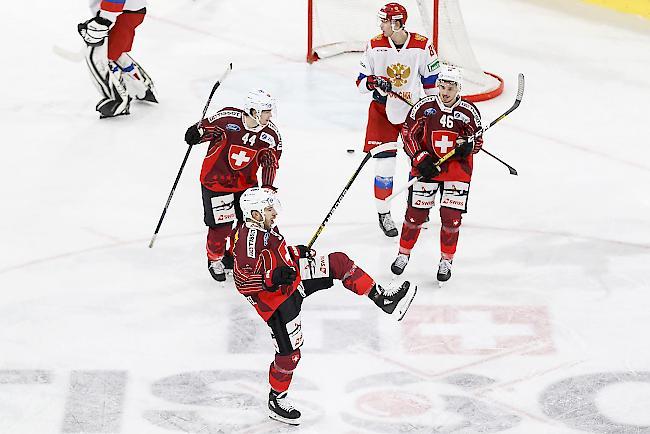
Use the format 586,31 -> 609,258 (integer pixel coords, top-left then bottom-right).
230,150 -> 251,167
435,135 -> 454,153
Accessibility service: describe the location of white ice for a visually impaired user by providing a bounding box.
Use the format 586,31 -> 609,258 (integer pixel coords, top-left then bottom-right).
1,0 -> 650,433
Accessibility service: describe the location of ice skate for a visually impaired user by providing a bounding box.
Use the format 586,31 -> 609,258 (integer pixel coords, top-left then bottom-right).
391,253 -> 409,275
208,259 -> 226,282
268,390 -> 301,425
378,212 -> 398,237
369,281 -> 417,321
437,258 -> 452,286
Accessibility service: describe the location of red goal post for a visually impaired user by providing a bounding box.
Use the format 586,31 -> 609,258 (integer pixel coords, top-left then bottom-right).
307,0 -> 504,102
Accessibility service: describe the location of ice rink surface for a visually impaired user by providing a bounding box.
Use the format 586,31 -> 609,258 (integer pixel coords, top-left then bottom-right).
2,0 -> 650,432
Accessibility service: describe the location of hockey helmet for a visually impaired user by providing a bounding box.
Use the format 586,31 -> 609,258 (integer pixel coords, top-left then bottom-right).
436,64 -> 463,91
243,89 -> 276,126
240,187 -> 281,227
378,3 -> 408,26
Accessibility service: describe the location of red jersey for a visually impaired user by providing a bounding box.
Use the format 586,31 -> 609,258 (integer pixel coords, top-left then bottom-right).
198,107 -> 282,193
232,223 -> 301,321
402,95 -> 482,183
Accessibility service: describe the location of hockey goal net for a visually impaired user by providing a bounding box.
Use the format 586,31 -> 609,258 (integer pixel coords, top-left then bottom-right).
307,0 -> 503,102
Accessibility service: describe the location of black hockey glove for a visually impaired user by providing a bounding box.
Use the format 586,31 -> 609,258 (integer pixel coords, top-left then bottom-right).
455,137 -> 474,159
366,75 -> 392,93
78,15 -> 112,47
184,125 -> 202,146
413,151 -> 441,179
271,266 -> 297,286
289,245 -> 315,260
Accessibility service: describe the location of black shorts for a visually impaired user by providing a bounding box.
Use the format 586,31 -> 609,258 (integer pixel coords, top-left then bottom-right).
201,186 -> 245,227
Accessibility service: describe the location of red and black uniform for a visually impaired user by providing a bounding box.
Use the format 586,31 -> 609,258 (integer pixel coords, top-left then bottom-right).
232,223 -> 374,393
399,95 -> 482,259
196,107 -> 282,262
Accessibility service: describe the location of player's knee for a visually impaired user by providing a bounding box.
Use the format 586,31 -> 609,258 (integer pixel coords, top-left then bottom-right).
440,207 -> 462,228
405,206 -> 429,226
275,349 -> 301,372
328,252 -> 354,280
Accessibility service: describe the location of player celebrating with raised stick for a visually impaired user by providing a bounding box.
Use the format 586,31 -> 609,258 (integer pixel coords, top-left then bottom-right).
356,2 -> 440,237
391,64 -> 483,283
232,187 -> 416,425
184,89 -> 281,282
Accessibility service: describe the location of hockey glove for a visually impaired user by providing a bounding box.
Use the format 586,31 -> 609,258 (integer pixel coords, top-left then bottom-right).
455,137 -> 474,159
271,266 -> 297,286
78,15 -> 112,47
184,125 -> 202,146
366,75 -> 393,94
289,245 -> 315,260
413,151 -> 440,179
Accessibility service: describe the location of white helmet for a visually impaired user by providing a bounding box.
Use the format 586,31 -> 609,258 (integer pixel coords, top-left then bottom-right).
240,187 -> 281,227
436,64 -> 462,91
243,89 -> 276,126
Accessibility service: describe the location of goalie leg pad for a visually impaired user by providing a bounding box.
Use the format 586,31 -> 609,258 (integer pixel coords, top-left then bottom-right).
115,53 -> 158,102
85,45 -> 130,118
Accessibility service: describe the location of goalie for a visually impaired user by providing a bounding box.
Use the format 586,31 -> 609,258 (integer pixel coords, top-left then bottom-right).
78,0 -> 158,119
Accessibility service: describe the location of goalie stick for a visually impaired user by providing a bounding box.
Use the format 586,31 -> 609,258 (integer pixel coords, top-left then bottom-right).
384,73 -> 525,202
148,63 -> 233,248
306,142 -> 397,249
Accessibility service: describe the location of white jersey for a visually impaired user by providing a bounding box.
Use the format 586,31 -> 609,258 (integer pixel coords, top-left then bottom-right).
357,32 -> 440,125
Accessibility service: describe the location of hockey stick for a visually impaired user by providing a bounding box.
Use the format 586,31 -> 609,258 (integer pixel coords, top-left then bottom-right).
148,63 -> 233,248
306,142 -> 397,249
384,73 -> 525,202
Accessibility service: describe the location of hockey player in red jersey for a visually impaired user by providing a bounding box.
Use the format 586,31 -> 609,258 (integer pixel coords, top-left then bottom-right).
233,187 -> 417,425
391,65 -> 483,283
78,0 -> 158,118
356,2 -> 440,237
184,89 -> 282,283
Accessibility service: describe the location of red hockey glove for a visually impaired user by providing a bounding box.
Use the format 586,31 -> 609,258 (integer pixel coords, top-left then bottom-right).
366,75 -> 392,93
413,151 -> 440,179
289,245 -> 315,260
454,137 -> 473,159
271,266 -> 297,287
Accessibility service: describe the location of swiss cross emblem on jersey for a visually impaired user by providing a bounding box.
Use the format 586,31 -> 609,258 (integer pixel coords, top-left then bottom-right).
228,145 -> 258,170
430,130 -> 459,159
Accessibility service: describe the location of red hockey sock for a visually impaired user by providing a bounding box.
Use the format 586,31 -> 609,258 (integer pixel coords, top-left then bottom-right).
399,220 -> 422,255
269,349 -> 301,393
328,252 -> 375,295
206,225 -> 231,261
440,207 -> 462,259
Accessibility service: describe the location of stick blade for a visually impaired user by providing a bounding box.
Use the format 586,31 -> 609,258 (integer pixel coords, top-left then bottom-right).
516,73 -> 525,101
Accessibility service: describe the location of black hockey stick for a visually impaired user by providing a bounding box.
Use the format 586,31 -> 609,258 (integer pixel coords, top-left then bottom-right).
384,73 -> 525,201
148,63 -> 233,248
307,142 -> 397,249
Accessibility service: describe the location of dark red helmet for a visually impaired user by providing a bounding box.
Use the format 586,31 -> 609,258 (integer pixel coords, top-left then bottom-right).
378,3 -> 408,25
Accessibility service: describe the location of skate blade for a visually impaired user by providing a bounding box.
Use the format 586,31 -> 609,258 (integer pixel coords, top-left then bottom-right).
395,284 -> 417,321
269,412 -> 301,426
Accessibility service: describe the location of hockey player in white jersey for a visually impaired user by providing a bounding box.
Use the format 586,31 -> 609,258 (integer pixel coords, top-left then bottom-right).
78,0 -> 158,118
356,2 -> 440,237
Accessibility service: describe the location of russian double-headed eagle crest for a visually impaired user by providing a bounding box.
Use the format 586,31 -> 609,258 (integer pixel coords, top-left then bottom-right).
386,63 -> 410,87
